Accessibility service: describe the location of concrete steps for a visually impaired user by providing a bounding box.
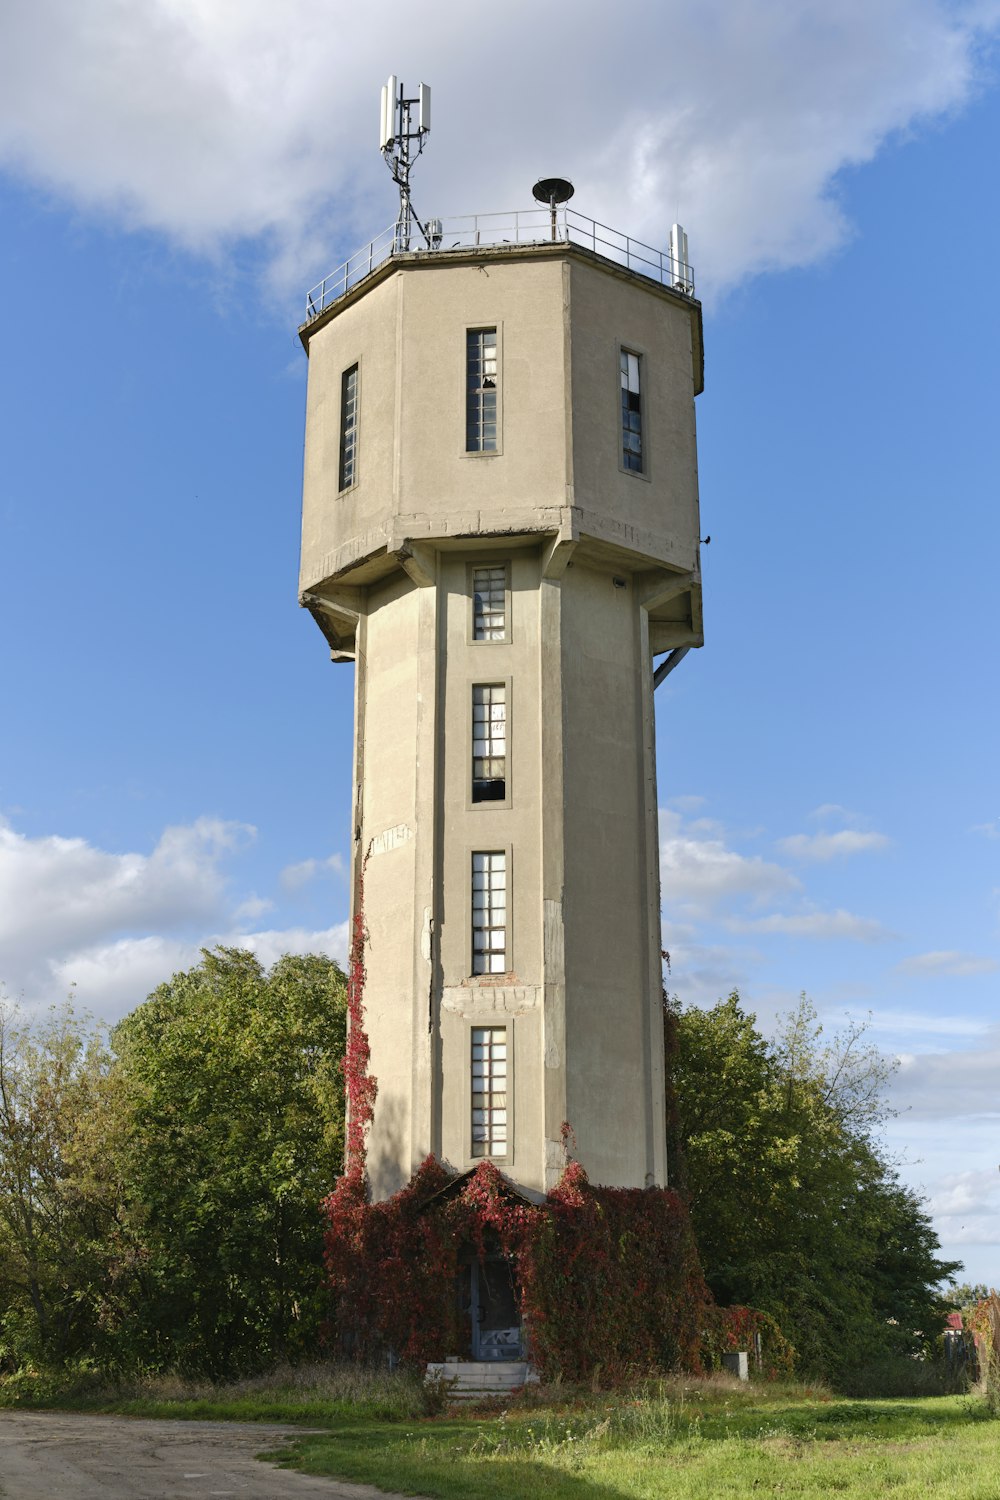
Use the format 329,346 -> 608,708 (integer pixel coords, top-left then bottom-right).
425,1360 -> 539,1401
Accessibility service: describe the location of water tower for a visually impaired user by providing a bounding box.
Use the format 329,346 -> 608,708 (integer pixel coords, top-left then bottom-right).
298,80 -> 704,1202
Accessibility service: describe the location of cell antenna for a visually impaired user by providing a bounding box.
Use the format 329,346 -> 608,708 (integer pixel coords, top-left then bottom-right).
669,224 -> 693,294
379,75 -> 432,252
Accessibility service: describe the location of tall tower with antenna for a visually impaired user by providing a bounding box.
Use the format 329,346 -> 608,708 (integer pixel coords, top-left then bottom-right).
299,82 -> 704,1205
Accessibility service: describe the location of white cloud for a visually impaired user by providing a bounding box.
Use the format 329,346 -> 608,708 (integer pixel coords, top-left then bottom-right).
660,808 -> 798,919
892,1030 -> 1000,1119
280,852 -> 347,890
0,815 -> 252,977
668,795 -> 707,814
858,1008 -> 990,1040
48,935 -> 207,1019
231,894 -> 275,922
228,922 -> 349,972
0,815 -> 350,1022
972,819 -> 1000,839
46,923 -> 350,1024
661,928 -> 759,1008
0,1 -> 996,298
727,908 -> 892,942
928,1169 -> 1000,1220
809,803 -> 860,823
778,829 -> 890,861
923,1168 -> 1000,1256
897,950 -> 999,978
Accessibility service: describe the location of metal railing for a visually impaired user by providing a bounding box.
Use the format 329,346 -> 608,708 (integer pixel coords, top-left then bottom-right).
304,207 -> 695,321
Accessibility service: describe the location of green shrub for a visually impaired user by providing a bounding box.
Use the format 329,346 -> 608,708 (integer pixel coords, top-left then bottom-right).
836,1353 -> 959,1398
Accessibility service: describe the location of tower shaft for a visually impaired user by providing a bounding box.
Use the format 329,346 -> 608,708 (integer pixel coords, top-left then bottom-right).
299,240 -> 704,1199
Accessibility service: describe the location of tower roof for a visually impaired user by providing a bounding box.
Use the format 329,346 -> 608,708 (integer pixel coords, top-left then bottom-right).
301,205 -> 700,356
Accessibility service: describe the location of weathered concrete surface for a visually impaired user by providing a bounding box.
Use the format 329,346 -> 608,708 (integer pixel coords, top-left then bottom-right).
298,237 -> 705,1209
0,1412 -> 407,1500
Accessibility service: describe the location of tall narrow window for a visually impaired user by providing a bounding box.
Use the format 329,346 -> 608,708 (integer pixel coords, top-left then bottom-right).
472,684 -> 506,802
472,851 -> 507,974
339,363 -> 359,490
472,564 -> 507,640
466,328 -> 497,452
620,349 -> 642,472
472,1026 -> 508,1157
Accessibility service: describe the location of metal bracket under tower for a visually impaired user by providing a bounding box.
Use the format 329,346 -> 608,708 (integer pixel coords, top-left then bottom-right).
653,645 -> 691,689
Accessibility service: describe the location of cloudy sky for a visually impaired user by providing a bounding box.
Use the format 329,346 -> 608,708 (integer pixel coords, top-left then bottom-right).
1,0 -> 998,1283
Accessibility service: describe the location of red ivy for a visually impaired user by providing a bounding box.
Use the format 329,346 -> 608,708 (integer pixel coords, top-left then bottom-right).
323,930 -> 792,1381
323,1157 -> 721,1380
701,1303 -> 796,1378
340,846 -> 377,1187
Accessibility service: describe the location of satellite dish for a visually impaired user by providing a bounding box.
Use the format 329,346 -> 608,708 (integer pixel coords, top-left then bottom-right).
532,176 -> 575,207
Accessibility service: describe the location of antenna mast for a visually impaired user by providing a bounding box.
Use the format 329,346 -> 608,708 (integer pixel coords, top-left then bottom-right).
379,75 -> 431,252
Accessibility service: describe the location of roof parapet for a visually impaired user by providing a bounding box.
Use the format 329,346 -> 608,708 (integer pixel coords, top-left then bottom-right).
304,206 -> 695,323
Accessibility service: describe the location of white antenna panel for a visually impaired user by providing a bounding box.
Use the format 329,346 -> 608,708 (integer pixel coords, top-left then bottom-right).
379,85 -> 390,151
418,82 -> 431,134
381,75 -> 398,151
670,223 -> 691,292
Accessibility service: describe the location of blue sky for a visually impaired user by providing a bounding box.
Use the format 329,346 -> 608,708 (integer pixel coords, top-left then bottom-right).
1,0 -> 997,1284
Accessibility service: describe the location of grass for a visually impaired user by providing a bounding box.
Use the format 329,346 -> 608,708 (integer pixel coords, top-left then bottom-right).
0,1359 -> 428,1423
269,1375 -> 1000,1500
2,1363 -> 997,1498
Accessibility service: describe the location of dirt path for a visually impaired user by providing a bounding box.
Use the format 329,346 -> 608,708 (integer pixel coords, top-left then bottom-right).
0,1411 -> 409,1500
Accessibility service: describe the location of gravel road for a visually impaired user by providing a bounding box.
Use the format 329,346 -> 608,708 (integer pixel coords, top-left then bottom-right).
0,1412 -> 409,1500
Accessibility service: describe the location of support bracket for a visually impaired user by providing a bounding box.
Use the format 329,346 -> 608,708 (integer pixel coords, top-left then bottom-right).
653,645 -> 691,690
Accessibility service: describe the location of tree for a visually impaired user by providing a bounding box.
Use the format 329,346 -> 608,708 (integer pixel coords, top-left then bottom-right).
670,991 -> 960,1381
0,998 -> 126,1369
111,947 -> 348,1376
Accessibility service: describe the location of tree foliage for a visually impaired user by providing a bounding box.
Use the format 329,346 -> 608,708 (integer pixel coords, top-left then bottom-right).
0,949 -> 347,1378
0,999 -> 125,1369
670,991 -> 960,1382
111,948 -> 348,1375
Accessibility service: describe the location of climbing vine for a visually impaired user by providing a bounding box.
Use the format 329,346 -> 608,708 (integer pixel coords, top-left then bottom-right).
322,884 -> 792,1382
324,1155 -> 719,1380
340,846 -> 376,1185
700,1303 -> 796,1378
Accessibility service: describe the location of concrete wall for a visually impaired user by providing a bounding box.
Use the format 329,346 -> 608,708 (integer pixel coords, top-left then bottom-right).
568,259 -> 701,576
300,244 -> 702,594
300,242 -> 701,1201
300,254 -> 571,594
559,560 -> 664,1188
355,572 -> 423,1197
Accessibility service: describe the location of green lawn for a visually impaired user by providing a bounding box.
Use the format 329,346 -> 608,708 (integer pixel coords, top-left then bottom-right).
266,1382 -> 999,1500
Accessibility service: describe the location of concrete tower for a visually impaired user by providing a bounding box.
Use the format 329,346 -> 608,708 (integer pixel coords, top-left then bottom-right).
298,202 -> 704,1204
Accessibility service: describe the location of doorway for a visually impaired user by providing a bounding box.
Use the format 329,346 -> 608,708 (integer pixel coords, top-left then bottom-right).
470,1257 -> 523,1360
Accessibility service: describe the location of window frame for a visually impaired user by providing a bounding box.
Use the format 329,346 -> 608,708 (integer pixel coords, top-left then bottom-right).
469,677 -> 512,810
470,846 -> 512,979
469,1023 -> 511,1161
617,342 -> 651,482
463,324 -> 503,457
338,360 -> 361,492
467,560 -> 512,646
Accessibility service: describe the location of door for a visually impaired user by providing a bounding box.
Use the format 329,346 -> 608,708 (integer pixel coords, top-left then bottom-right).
471,1257 -> 523,1360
